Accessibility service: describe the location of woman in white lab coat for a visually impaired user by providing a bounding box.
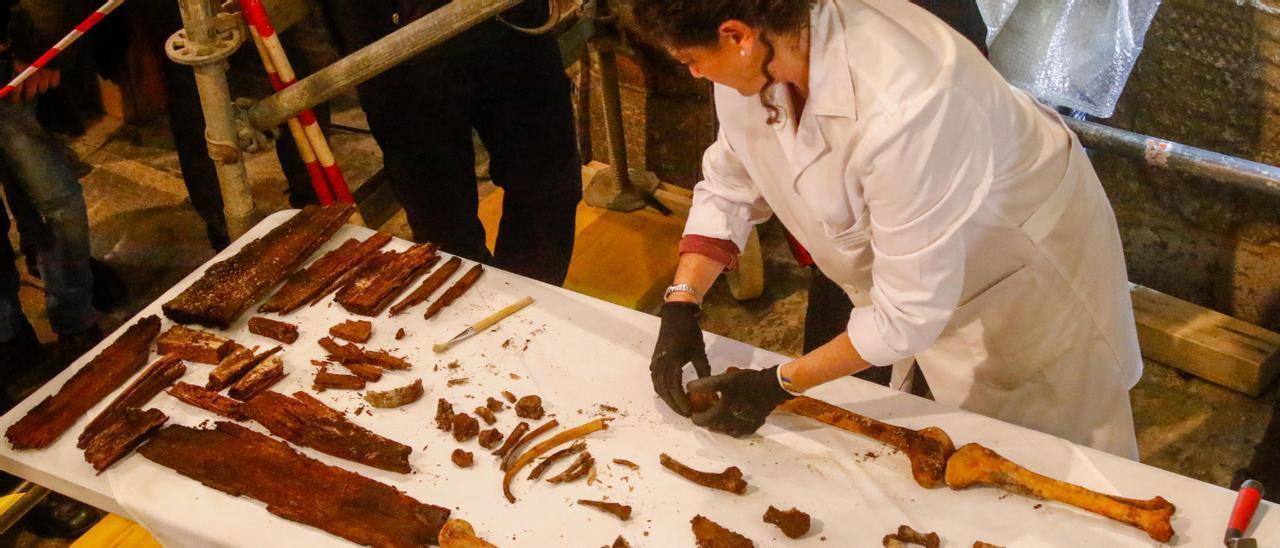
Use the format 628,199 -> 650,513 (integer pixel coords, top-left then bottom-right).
632,0 -> 1145,458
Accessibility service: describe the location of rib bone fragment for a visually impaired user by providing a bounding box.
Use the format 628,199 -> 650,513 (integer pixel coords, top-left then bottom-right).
659,453 -> 748,495
944,443 -> 1175,542
578,499 -> 631,520
780,396 -> 954,489
503,418 -> 610,502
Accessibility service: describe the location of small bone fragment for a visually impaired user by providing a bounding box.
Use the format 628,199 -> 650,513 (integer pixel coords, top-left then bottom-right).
492,422 -> 529,457
485,397 -> 505,412
168,382 -> 246,420
612,458 -> 639,470
395,328 -> 406,340
438,518 -> 496,548
364,379 -> 425,409
474,406 -> 496,425
578,499 -> 631,520
329,319 -> 372,343
228,356 -> 285,401
515,395 -> 544,420
436,399 -> 456,431
247,317 -> 299,344
478,428 -> 504,449
312,369 -> 365,391
156,325 -> 235,364
945,443 -> 1175,542
659,453 -> 748,495
691,515 -> 753,548
501,419 -> 559,471
546,452 -> 594,484
610,537 -> 632,548
451,413 -> 480,442
763,506 -> 810,539
452,449 -> 474,468
882,525 -> 939,548
973,543 -> 1004,548
529,441 -> 586,480
425,264 -> 484,320
363,349 -> 411,370
503,419 -> 610,502
501,391 -> 517,403
389,256 -> 463,316
448,378 -> 469,387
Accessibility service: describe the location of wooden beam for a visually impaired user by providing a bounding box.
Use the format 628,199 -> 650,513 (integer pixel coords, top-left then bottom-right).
1131,284 -> 1280,397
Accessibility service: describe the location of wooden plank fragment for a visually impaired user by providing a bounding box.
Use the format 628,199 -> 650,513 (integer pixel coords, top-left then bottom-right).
1131,285 -> 1280,396
207,346 -> 282,392
424,264 -> 484,320
138,422 -> 449,546
162,204 -> 355,328
167,382 -> 246,420
228,356 -> 286,401
336,243 -> 439,316
388,256 -> 463,316
155,325 -> 234,364
6,315 -> 161,450
242,391 -> 412,473
313,369 -> 366,391
247,317 -> 299,344
82,408 -> 168,473
258,232 -> 393,314
329,319 -> 372,343
78,354 -> 186,449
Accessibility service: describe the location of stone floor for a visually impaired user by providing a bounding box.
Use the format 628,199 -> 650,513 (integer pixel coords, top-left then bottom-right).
2,95 -> 1275,543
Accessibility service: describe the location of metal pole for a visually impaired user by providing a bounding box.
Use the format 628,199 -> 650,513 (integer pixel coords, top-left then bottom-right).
171,0 -> 259,239
1066,118 -> 1280,198
248,0 -> 521,130
0,483 -> 49,534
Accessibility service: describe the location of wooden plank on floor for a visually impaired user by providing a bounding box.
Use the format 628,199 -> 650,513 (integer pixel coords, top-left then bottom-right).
1131,284 -> 1280,396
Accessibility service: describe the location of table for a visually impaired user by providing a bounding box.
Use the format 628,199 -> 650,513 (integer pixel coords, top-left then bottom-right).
0,211 -> 1274,547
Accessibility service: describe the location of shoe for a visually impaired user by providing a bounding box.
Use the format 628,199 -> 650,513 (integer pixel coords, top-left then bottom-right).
90,259 -> 128,311
25,493 -> 102,539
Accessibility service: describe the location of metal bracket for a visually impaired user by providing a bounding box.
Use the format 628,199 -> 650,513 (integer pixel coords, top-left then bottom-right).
164,13 -> 245,67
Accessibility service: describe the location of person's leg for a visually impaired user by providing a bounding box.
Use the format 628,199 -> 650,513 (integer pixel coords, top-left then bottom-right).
0,102 -> 98,341
472,36 -> 581,286
141,0 -> 229,250
0,194 -> 35,411
357,64 -> 492,262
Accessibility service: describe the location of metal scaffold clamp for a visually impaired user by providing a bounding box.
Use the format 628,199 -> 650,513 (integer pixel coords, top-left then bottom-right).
164,12 -> 245,67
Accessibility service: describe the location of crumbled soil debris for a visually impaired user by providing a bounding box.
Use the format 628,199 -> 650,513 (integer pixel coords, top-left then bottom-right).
447,378 -> 469,386
447,361 -> 461,370
502,339 -> 512,349
395,328 -> 406,340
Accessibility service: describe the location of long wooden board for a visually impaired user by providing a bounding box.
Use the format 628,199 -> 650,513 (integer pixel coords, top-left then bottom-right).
1131,284 -> 1280,396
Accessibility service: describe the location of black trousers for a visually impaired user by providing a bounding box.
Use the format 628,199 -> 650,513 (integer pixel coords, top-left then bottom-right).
139,1 -> 338,249
355,36 -> 581,286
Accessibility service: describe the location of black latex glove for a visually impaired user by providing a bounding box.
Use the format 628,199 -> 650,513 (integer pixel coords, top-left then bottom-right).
650,301 -> 711,416
687,365 -> 795,437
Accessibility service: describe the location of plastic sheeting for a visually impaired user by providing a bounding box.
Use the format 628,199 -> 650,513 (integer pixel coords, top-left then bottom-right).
977,0 -> 1162,118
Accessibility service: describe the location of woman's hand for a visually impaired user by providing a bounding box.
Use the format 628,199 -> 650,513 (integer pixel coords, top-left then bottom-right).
649,301 -> 712,416
687,365 -> 795,437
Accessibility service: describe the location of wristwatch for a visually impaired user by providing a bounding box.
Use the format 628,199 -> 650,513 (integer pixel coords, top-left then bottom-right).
664,283 -> 703,304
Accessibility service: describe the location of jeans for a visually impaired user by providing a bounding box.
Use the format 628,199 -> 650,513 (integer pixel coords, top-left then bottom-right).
0,95 -> 97,342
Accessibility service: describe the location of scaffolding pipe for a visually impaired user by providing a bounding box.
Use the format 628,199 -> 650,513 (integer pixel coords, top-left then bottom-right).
249,0 -> 521,130
176,0 -> 258,238
1066,117 -> 1280,198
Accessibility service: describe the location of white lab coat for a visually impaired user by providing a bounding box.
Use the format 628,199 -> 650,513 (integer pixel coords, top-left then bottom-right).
684,0 -> 1143,458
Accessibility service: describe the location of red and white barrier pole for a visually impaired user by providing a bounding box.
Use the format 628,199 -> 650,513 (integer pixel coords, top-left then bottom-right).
0,0 -> 126,100
247,26 -> 334,205
239,0 -> 358,207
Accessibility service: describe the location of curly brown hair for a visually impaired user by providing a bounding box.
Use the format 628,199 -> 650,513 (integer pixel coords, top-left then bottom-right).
622,0 -> 815,124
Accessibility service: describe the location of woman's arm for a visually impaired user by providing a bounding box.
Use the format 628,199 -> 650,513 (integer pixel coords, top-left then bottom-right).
666,252 -> 728,304
778,333 -> 873,392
